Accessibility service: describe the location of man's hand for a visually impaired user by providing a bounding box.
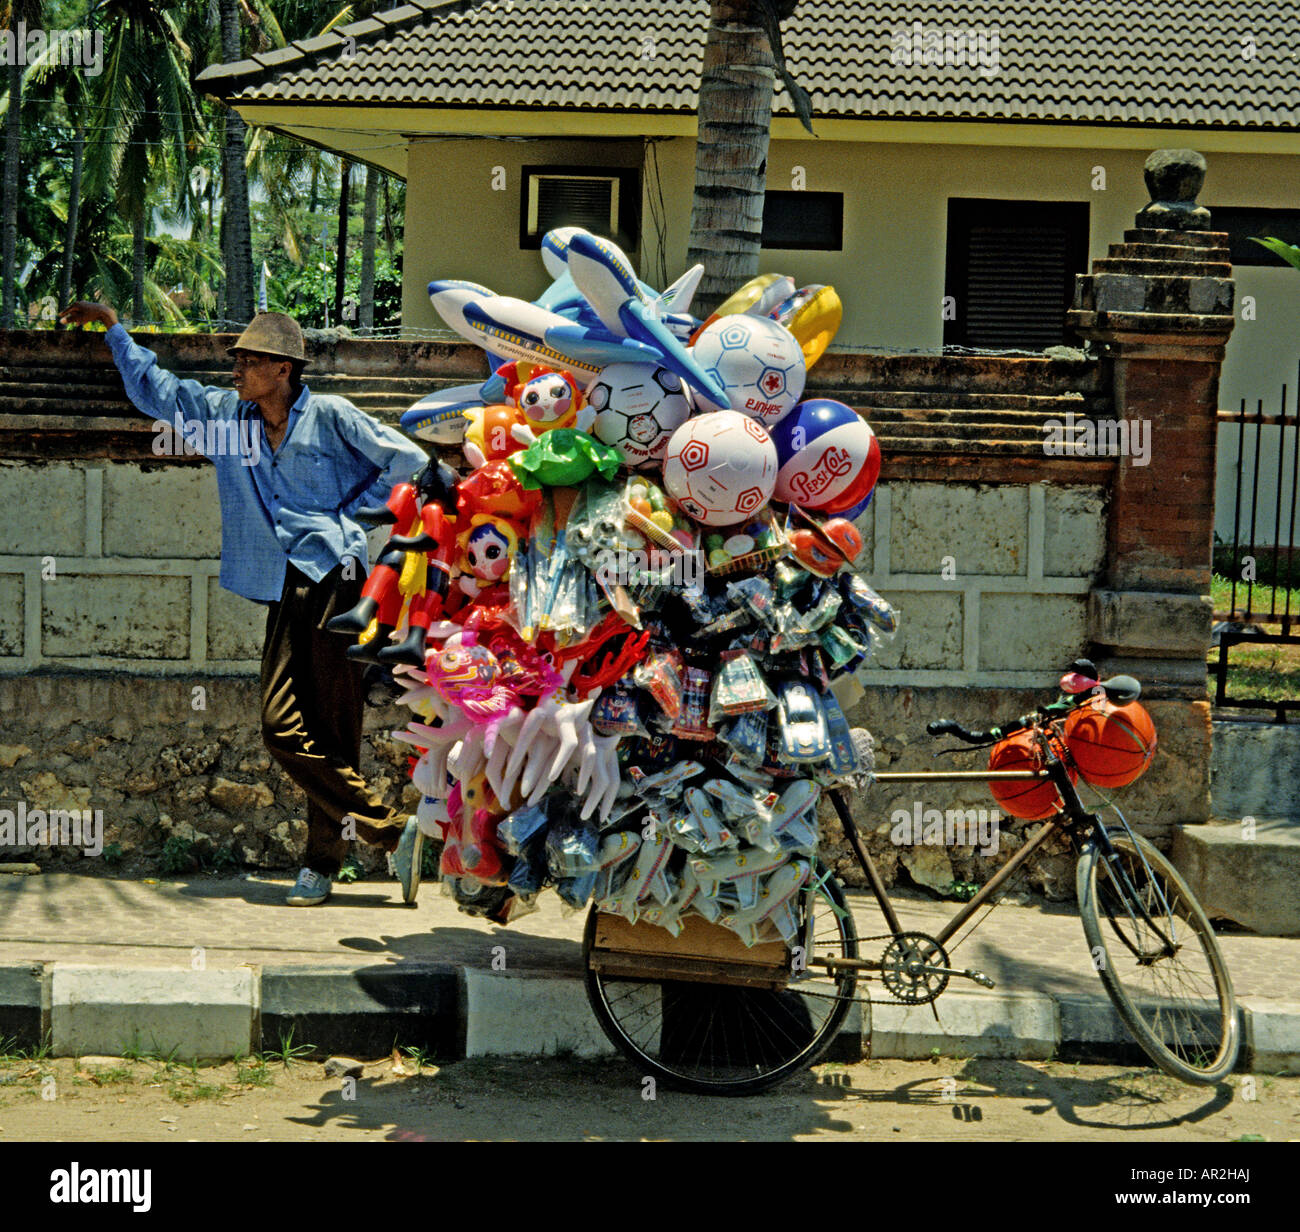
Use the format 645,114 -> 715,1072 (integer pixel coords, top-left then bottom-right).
59,301 -> 118,330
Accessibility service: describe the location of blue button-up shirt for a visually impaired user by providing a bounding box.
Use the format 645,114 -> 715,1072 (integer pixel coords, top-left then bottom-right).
106,323 -> 429,602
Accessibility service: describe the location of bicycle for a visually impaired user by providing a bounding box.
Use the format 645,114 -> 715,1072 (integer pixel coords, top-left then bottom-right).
582,660 -> 1240,1095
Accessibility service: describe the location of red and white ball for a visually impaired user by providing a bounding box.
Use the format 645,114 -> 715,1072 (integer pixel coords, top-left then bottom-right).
662,411 -> 778,526
690,314 -> 806,427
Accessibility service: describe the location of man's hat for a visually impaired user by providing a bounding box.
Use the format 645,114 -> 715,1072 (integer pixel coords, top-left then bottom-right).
227,312 -> 305,361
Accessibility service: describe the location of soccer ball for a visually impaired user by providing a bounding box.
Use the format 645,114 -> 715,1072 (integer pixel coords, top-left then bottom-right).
690,314 -> 806,427
587,363 -> 692,470
662,410 -> 778,526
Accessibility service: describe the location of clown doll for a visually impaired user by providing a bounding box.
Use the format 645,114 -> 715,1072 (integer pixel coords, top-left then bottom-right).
454,514 -> 519,608
498,362 -> 595,445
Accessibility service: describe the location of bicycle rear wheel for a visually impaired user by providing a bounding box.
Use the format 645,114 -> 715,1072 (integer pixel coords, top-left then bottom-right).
1076,829 -> 1238,1084
583,862 -> 859,1096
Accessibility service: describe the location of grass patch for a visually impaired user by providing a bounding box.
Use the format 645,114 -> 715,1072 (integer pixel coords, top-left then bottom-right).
0,1033 -> 52,1062
399,1044 -> 438,1072
267,1027 -> 315,1067
1209,573 -> 1300,706
166,1074 -> 224,1103
1211,573 -> 1300,621
234,1055 -> 275,1088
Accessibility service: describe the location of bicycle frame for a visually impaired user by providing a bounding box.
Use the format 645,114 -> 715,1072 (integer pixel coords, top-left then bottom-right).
820,725 -> 1177,972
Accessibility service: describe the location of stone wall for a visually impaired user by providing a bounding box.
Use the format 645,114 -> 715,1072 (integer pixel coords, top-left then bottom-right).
0,455 -> 1201,896
0,674 -> 412,876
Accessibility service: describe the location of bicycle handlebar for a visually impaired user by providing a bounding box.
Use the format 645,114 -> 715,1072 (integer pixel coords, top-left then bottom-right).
927,671 -> 1143,746
925,718 -> 1006,744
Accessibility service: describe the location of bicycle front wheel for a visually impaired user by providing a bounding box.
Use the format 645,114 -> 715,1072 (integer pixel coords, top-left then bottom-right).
1076,829 -> 1238,1084
583,862 -> 860,1096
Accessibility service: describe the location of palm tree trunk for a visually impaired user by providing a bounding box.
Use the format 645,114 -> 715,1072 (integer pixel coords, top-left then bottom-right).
685,0 -> 777,316
2,55 -> 23,328
359,165 -> 379,335
131,195 -> 147,323
58,121 -> 86,315
382,174 -> 395,260
333,158 -> 351,324
218,0 -> 254,323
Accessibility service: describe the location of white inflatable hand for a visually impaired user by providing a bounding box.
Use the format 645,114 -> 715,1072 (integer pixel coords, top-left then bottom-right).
522,732 -> 564,803
545,692 -> 598,785
484,709 -> 527,806
449,728 -> 487,784
577,732 -> 622,822
503,687 -> 566,786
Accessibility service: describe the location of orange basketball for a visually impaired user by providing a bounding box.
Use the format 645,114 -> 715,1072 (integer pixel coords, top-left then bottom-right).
1064,697 -> 1157,787
988,729 -> 1075,820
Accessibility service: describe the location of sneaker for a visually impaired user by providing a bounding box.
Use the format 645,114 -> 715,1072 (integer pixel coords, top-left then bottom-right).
286,867 -> 331,906
390,817 -> 423,905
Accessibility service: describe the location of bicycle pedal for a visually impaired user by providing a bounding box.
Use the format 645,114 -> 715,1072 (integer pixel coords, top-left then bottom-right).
964,969 -> 996,989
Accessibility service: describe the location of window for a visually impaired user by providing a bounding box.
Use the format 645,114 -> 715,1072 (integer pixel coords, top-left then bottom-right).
761,191 -> 843,250
1210,207 -> 1300,266
944,198 -> 1089,350
520,165 -> 640,252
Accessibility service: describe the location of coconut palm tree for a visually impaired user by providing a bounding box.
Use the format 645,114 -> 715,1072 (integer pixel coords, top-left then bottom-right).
216,0 -> 254,322
1,0 -> 48,327
84,0 -> 205,323
19,33 -> 91,322
359,161 -> 378,334
685,0 -> 812,314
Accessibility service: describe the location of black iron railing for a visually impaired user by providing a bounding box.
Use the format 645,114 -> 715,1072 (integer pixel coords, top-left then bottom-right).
1214,362 -> 1300,720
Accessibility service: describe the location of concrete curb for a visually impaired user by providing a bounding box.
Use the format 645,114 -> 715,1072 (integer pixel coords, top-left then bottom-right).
1,960 -> 1297,1074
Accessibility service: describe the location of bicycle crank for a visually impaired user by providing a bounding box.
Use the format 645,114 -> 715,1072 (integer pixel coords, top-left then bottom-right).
812,931 -> 997,999
877,932 -> 994,1003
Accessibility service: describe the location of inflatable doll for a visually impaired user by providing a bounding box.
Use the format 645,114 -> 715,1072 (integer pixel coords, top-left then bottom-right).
462,403 -> 527,469
326,458 -> 459,665
498,362 -> 595,445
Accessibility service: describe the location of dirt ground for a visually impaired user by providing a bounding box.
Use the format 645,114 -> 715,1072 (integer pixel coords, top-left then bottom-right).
0,1051 -> 1296,1142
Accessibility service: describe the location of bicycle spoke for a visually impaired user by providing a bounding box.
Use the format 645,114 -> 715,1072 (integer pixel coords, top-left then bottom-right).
1080,831 -> 1237,1082
585,864 -> 860,1093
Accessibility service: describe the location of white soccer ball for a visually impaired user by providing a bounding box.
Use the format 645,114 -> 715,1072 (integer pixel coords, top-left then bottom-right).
690,314 -> 806,427
662,410 -> 778,526
587,363 -> 692,470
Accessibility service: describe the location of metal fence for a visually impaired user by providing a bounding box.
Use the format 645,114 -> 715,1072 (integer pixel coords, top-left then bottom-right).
1214,362 -> 1300,720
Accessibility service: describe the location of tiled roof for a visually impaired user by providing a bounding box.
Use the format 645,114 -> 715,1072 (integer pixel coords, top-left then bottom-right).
197,0 -> 1300,129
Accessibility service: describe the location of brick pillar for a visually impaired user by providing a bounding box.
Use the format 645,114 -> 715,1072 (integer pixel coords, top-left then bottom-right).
1068,149 -> 1235,825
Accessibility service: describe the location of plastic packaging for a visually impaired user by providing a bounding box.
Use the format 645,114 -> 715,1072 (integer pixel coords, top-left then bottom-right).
633,646 -> 686,720
670,667 -> 714,740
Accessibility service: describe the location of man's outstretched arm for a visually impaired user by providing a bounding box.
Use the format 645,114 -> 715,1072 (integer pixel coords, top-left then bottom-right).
59,301 -> 235,428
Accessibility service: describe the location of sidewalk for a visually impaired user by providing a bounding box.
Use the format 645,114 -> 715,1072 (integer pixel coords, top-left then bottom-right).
0,869 -> 1296,1073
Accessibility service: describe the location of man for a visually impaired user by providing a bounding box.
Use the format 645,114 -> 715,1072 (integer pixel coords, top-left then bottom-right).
59,301 -> 429,907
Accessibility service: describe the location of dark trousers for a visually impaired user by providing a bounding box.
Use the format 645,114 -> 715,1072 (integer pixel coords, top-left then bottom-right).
260,561 -> 406,877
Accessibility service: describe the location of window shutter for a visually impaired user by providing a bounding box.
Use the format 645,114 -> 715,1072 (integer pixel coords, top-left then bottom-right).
946,200 -> 1089,350
526,175 -> 619,238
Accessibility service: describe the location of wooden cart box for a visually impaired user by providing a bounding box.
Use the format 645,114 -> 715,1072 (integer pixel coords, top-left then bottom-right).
588,911 -> 791,990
